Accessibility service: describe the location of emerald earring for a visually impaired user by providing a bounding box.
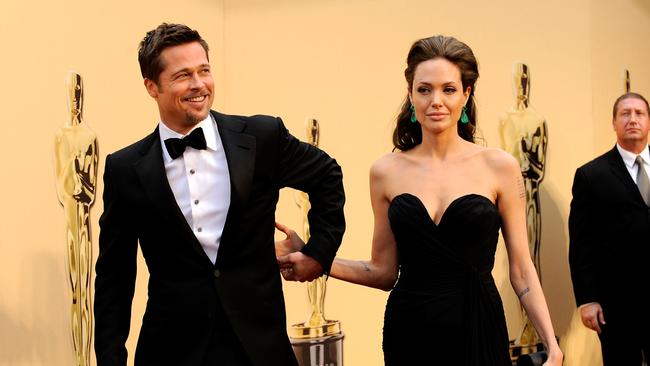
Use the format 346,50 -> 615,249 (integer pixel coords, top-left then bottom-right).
410,105 -> 417,123
460,106 -> 469,124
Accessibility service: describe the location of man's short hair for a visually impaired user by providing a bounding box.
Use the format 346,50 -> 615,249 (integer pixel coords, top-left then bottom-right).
138,23 -> 209,84
612,92 -> 650,118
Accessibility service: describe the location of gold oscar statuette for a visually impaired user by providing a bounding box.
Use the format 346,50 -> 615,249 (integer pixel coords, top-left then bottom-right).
289,119 -> 344,366
54,72 -> 98,366
624,69 -> 631,93
498,63 -> 547,359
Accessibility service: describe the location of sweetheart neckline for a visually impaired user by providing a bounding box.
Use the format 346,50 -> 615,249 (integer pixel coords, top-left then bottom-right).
390,193 -> 497,227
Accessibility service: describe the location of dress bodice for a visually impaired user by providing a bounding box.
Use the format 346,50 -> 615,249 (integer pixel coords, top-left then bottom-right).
388,193 -> 501,289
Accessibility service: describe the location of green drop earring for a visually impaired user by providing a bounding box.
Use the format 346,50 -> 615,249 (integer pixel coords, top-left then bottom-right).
460,106 -> 470,124
410,105 -> 417,123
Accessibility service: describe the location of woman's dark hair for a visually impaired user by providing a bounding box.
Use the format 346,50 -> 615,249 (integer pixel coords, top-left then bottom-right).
138,23 -> 209,84
393,35 -> 479,151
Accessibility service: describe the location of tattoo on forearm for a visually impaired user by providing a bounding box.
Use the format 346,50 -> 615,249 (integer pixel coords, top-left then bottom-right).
516,175 -> 526,201
360,261 -> 371,272
517,287 -> 530,299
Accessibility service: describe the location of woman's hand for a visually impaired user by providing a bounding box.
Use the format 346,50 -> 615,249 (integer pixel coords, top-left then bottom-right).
543,348 -> 564,366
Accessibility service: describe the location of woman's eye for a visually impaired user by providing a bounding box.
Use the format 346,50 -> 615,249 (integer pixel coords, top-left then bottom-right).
417,87 -> 430,93
444,87 -> 456,93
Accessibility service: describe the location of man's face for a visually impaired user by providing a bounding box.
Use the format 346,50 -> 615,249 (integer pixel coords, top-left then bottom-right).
613,97 -> 650,146
145,42 -> 214,134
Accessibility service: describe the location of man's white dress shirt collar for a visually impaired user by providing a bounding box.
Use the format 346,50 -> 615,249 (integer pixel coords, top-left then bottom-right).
616,143 -> 650,184
158,115 -> 219,163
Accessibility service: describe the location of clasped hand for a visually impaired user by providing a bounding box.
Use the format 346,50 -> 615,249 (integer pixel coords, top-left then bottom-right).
275,222 -> 323,282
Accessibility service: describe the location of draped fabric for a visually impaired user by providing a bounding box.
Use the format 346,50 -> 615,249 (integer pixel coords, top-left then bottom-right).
383,193 -> 510,365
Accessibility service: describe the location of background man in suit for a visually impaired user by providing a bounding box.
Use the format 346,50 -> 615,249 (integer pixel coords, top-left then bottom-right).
94,23 -> 345,366
569,92 -> 650,365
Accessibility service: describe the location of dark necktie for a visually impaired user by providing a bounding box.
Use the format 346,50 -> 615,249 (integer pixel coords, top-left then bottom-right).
164,127 -> 207,159
635,155 -> 650,206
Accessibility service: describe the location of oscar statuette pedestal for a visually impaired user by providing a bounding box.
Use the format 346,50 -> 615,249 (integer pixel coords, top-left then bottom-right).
289,119 -> 344,366
290,313 -> 344,366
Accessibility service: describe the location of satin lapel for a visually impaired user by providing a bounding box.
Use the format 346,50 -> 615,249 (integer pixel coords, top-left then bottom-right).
133,127 -> 212,263
606,146 -> 646,205
212,111 -> 256,213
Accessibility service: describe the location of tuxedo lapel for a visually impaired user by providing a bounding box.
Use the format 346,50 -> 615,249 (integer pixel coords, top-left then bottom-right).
212,111 -> 256,213
605,146 -> 647,206
133,128 -> 211,263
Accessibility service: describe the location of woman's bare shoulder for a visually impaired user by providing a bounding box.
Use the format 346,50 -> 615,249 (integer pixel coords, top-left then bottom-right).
476,147 -> 520,175
370,151 -> 408,179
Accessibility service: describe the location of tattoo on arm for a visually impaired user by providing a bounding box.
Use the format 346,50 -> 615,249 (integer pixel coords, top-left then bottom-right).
360,261 -> 371,272
517,287 -> 530,299
516,175 -> 526,201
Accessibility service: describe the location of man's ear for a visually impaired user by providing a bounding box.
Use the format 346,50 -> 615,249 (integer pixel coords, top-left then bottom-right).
144,78 -> 159,98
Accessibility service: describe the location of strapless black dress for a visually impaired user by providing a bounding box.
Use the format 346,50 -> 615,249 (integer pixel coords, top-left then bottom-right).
383,193 -> 510,365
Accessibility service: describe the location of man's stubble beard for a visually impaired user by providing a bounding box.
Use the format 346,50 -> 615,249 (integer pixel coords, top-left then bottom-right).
185,110 -> 206,126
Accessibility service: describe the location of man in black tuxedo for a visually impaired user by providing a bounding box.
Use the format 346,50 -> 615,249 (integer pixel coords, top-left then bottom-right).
569,92 -> 650,365
94,23 -> 345,366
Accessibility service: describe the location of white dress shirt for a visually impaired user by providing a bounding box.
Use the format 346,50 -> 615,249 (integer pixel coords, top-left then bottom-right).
159,115 -> 231,264
616,143 -> 650,184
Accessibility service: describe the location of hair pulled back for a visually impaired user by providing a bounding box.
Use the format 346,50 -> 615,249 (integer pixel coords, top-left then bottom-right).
393,35 -> 479,150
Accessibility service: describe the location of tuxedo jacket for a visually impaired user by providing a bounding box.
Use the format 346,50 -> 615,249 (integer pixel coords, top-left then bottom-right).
568,146 -> 650,314
94,111 -> 345,365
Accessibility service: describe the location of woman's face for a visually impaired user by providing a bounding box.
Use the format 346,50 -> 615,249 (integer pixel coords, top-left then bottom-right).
409,58 -> 470,135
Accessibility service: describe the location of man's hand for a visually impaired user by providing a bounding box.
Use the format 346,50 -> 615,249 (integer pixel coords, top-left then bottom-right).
275,222 -> 305,257
277,252 -> 323,282
579,302 -> 605,334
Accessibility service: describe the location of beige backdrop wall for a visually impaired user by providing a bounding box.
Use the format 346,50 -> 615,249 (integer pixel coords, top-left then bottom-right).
1,0 -> 648,365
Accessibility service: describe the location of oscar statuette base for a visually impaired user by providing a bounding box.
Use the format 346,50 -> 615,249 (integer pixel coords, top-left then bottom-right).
290,320 -> 344,366
509,340 -> 544,365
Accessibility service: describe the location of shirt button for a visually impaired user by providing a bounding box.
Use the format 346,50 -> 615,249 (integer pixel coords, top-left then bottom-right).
194,199 -> 199,205
189,169 -> 196,174
213,269 -> 221,278
197,227 -> 202,232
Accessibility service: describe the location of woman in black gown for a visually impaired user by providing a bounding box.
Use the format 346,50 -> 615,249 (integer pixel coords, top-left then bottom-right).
277,35 -> 562,365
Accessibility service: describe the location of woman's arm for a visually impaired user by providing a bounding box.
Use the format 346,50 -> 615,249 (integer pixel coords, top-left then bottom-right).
276,158 -> 399,291
494,152 -> 563,365
328,160 -> 398,290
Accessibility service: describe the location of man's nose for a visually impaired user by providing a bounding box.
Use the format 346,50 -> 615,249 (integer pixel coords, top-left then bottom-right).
189,72 -> 204,89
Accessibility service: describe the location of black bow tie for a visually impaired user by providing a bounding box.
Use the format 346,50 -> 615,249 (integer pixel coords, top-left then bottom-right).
164,127 -> 207,159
